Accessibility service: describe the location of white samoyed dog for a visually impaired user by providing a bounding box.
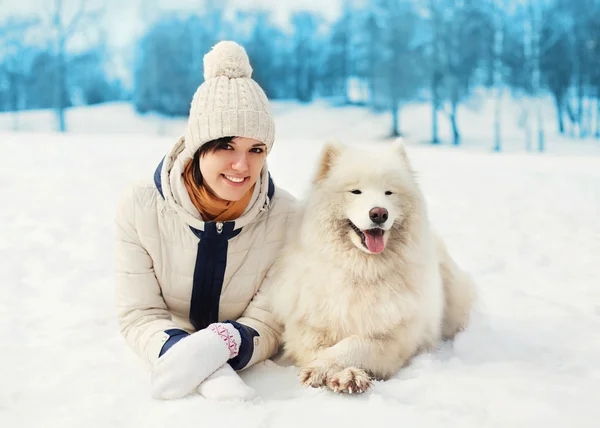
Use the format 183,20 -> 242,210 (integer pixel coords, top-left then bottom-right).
266,140 -> 476,394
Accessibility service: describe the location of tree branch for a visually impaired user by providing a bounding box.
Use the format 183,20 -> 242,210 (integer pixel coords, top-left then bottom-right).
63,0 -> 89,39
539,13 -> 573,56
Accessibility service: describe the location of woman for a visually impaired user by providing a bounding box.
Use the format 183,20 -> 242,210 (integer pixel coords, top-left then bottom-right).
114,41 -> 296,400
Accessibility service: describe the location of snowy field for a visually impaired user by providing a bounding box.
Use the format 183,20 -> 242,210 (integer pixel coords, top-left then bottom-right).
3,92 -> 600,156
1,100 -> 600,427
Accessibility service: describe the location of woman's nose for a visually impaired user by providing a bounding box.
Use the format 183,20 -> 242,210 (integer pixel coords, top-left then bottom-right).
231,152 -> 249,171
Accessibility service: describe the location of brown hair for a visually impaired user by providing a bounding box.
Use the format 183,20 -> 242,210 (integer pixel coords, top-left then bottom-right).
191,136 -> 234,186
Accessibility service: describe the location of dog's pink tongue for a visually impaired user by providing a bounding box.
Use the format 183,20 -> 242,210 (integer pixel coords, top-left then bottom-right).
363,229 -> 385,253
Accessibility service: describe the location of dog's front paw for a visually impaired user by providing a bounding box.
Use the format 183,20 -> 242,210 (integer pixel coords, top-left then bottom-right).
299,361 -> 337,388
327,367 -> 372,394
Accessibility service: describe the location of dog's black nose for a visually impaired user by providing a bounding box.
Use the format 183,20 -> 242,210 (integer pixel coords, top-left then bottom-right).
369,207 -> 388,224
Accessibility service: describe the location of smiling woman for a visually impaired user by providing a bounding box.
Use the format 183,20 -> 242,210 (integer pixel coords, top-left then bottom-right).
186,136 -> 268,207
114,41 -> 296,401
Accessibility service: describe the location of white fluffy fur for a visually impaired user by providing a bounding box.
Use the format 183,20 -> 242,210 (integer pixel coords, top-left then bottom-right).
267,141 -> 476,394
203,40 -> 253,80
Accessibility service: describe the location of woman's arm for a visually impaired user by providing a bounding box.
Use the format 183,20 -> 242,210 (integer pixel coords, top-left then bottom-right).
232,267 -> 283,370
114,186 -> 185,366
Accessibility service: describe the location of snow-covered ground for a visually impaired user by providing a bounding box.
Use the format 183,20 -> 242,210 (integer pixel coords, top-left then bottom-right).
2,91 -> 600,156
1,100 -> 600,427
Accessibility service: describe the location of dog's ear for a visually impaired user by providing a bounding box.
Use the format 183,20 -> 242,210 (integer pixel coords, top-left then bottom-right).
391,137 -> 417,176
314,140 -> 343,183
391,137 -> 412,168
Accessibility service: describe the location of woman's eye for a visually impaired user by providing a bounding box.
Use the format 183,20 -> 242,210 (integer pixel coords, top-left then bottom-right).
251,148 -> 264,154
385,191 -> 393,195
350,189 -> 362,195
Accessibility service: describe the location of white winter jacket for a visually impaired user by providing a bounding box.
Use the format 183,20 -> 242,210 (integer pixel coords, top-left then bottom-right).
114,137 -> 296,368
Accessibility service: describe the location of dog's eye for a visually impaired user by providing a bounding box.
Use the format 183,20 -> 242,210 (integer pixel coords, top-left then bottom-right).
385,191 -> 393,195
350,189 -> 362,195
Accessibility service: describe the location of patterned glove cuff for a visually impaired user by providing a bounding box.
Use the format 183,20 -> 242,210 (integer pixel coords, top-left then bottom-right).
207,323 -> 241,358
222,321 -> 259,371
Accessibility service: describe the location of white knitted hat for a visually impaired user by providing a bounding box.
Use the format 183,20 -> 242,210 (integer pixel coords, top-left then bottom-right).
184,41 -> 275,155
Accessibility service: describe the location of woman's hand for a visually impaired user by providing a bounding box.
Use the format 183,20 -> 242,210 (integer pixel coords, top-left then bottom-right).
150,323 -> 241,399
197,363 -> 256,401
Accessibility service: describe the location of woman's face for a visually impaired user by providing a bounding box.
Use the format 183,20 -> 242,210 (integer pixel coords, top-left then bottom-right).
199,137 -> 267,201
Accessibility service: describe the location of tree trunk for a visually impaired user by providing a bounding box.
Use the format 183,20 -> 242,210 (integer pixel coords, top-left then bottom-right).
451,106 -> 460,145
430,0 -> 441,145
523,7 -> 532,151
390,102 -> 401,137
554,94 -> 565,134
12,81 -> 20,130
587,96 -> 594,137
492,1 -> 504,152
56,37 -> 67,132
368,20 -> 377,110
450,90 -> 460,145
13,79 -> 21,131
536,102 -> 544,151
7,72 -> 20,131
530,4 -> 544,151
342,18 -> 350,104
493,91 -> 502,151
431,66 -> 441,144
596,89 -> 600,138
432,100 -> 440,144
577,75 -> 584,138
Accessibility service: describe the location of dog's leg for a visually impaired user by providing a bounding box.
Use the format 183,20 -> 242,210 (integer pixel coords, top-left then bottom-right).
299,361 -> 370,393
284,321 -> 348,388
305,333 -> 419,394
327,367 -> 371,394
299,358 -> 341,389
436,236 -> 477,339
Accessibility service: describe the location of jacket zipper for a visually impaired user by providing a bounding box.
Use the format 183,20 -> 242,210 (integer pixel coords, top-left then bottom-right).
205,231 -> 216,326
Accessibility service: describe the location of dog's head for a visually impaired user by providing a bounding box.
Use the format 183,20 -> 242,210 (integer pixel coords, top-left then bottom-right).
310,139 -> 420,255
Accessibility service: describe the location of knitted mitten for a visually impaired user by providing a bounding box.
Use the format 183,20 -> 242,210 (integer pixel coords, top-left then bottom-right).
198,363 -> 256,401
150,323 -> 240,399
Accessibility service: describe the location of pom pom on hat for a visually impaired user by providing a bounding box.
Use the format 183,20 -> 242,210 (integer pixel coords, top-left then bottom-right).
203,41 -> 253,80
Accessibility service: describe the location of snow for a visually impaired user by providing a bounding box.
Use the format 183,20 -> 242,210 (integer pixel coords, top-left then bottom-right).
3,92 -> 600,156
1,100 -> 600,427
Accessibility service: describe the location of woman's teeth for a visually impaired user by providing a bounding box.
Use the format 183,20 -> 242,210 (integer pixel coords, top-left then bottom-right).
224,175 -> 245,183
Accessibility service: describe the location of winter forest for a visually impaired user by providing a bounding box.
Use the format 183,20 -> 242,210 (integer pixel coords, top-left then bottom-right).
1,0 -> 600,152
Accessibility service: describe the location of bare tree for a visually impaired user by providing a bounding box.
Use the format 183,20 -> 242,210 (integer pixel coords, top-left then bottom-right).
0,17 -> 39,130
491,0 -> 507,152
368,0 -> 424,138
429,0 -> 443,144
529,2 -> 544,151
522,0 -> 573,151
429,0 -> 489,146
291,11 -> 320,103
444,0 -> 466,145
43,0 -> 103,132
